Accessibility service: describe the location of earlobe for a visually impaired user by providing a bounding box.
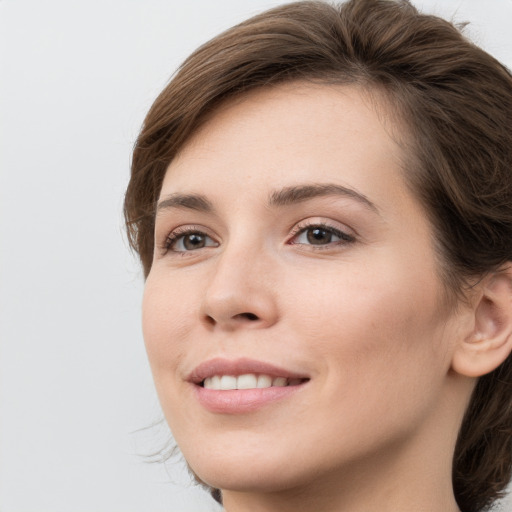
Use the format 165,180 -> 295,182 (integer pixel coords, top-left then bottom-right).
451,266 -> 512,378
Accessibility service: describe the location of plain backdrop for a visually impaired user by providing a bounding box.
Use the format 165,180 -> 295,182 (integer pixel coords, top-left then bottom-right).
1,1 -> 511,511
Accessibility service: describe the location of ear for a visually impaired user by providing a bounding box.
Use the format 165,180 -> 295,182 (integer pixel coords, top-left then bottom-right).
451,265 -> 512,378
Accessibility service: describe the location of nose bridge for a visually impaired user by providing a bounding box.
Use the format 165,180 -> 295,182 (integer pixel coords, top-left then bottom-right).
200,231 -> 278,329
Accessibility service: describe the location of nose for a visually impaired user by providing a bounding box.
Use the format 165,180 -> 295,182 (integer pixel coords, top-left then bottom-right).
200,243 -> 279,331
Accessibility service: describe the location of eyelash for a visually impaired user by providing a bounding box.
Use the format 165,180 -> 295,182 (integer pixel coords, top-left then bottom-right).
163,225 -> 217,253
289,222 -> 355,249
161,221 -> 355,254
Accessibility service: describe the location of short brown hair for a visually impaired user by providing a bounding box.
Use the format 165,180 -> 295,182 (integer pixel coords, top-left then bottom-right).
124,1 -> 512,510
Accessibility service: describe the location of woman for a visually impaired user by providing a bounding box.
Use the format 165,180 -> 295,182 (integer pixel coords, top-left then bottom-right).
124,1 -> 512,511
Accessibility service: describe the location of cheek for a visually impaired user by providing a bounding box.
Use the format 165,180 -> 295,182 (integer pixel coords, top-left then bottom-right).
141,274 -> 196,376
278,274 -> 451,468
284,259 -> 449,408
287,256 -> 439,336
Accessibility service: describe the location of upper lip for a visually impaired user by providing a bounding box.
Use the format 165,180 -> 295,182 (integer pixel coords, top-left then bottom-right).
188,357 -> 309,384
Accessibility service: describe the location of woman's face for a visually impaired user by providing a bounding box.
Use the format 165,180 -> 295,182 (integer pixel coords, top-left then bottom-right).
143,84 -> 465,494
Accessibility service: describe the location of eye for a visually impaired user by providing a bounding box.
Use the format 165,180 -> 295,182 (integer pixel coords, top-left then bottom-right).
291,224 -> 355,247
166,229 -> 218,252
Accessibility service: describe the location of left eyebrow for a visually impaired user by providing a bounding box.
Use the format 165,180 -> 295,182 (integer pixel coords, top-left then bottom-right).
268,183 -> 379,214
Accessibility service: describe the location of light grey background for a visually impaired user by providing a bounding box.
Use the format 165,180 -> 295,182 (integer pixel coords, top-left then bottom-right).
1,1 -> 511,511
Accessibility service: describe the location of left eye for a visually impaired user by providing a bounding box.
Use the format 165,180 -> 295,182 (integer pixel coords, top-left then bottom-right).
293,226 -> 353,246
168,232 -> 218,252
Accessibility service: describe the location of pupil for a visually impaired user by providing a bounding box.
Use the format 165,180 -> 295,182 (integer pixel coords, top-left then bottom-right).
307,228 -> 331,245
184,233 -> 205,250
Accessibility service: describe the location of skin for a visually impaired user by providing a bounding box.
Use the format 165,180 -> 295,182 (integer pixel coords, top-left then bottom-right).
142,83 -> 477,512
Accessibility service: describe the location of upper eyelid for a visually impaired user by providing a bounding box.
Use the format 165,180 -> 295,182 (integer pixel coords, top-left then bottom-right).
166,226 -> 217,241
289,218 -> 357,237
162,224 -> 216,238
289,224 -> 355,245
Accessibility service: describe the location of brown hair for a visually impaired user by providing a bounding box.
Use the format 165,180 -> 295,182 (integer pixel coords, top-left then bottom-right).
124,1 -> 512,510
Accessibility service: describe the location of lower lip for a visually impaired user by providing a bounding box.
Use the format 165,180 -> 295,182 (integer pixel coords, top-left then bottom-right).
193,384 -> 305,414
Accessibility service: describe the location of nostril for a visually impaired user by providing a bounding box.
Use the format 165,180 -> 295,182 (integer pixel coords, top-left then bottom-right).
203,312 -> 259,326
205,315 -> 216,326
238,312 -> 259,321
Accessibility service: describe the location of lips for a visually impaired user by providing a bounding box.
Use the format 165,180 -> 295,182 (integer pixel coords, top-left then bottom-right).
188,357 -> 310,385
188,357 -> 310,414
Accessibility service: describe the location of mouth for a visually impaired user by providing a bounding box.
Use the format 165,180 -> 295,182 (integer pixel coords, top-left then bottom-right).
201,374 -> 307,390
189,357 -> 310,387
188,358 -> 310,413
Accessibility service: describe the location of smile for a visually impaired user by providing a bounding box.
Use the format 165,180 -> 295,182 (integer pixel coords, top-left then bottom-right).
189,358 -> 310,413
202,374 -> 305,390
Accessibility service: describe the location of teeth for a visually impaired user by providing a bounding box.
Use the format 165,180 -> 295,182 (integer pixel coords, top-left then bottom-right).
272,377 -> 287,387
220,375 -> 237,390
257,374 -> 272,388
237,374 -> 258,389
202,373 -> 302,390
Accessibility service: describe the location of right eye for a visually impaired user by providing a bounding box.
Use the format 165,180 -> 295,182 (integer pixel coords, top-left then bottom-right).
165,229 -> 218,252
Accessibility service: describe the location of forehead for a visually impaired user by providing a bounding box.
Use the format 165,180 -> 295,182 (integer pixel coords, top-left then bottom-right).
161,83 -> 409,211
175,82 -> 398,156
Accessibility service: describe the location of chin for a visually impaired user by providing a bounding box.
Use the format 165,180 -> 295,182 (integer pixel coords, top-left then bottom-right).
181,440 -> 316,493
192,461 -> 307,494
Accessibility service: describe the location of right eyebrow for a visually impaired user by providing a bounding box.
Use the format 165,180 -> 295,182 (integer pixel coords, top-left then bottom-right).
156,193 -> 214,214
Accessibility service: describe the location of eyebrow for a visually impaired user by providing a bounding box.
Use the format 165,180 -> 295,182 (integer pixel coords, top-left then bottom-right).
157,193 -> 214,214
268,183 -> 379,213
156,183 -> 379,215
